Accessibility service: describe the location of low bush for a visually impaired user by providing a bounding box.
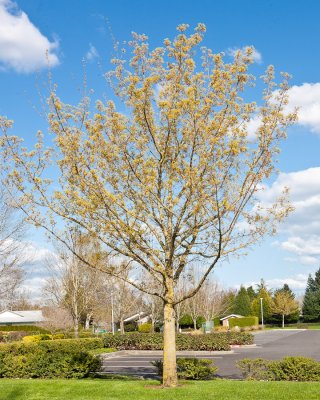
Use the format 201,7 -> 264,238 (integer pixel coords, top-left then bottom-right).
237,358 -> 274,380
138,323 -> 153,333
237,357 -> 320,381
152,358 -> 218,380
270,357 -> 320,381
103,332 -> 253,351
229,317 -> 259,329
0,339 -> 103,378
0,325 -> 48,333
22,334 -> 51,343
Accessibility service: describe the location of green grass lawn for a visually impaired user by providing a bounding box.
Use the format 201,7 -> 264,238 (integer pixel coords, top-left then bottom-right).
265,323 -> 320,330
1,379 -> 320,400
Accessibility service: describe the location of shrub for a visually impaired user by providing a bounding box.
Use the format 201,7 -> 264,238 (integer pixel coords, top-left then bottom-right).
124,322 -> 137,332
0,325 -> 48,333
196,316 -> 206,329
138,323 -> 153,333
237,358 -> 274,380
22,334 -> 52,343
152,358 -> 218,380
103,332 -> 253,351
229,317 -> 259,329
0,339 -> 102,378
179,314 -> 193,327
237,357 -> 320,381
270,357 -> 320,381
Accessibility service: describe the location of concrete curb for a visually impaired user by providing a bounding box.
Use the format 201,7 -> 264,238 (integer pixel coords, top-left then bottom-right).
101,349 -> 234,358
230,344 -> 257,349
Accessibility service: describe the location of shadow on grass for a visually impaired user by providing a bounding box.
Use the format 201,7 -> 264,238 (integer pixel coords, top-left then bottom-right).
5,387 -> 25,400
90,373 -> 148,381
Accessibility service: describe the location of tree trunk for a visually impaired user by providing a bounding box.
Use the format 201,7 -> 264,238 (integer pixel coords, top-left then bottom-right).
162,302 -> 177,387
282,314 -> 285,329
176,319 -> 179,333
74,321 -> 79,338
85,313 -> 91,330
193,318 -> 197,330
120,317 -> 125,334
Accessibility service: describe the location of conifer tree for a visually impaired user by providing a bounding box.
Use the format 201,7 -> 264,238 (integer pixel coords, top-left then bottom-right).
233,286 -> 252,316
302,270 -> 320,322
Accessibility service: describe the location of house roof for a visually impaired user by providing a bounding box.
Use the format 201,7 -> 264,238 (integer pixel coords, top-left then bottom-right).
220,314 -> 244,321
0,310 -> 45,324
123,312 -> 149,323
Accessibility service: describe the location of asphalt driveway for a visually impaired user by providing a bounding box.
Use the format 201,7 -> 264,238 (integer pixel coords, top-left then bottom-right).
101,330 -> 320,379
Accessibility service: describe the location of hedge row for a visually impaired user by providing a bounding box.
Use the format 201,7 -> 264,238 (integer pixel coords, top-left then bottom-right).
103,332 -> 253,351
0,337 -> 104,354
237,357 -> 320,381
229,317 -> 259,329
0,325 -> 48,333
0,339 -> 102,378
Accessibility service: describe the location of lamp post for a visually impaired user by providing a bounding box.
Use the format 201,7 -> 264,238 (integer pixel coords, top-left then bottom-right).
111,292 -> 115,335
260,297 -> 264,329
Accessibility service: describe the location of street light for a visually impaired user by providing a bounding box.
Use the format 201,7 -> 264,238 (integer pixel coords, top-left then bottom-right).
111,292 -> 115,335
260,297 -> 264,329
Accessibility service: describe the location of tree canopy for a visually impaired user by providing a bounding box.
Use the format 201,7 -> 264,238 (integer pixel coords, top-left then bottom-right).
0,24 -> 296,386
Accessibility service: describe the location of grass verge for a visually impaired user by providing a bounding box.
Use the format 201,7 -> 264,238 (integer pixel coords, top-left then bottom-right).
88,347 -> 116,356
0,379 -> 320,400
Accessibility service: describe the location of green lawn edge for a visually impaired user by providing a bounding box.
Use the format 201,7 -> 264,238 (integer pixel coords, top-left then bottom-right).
1,379 -> 320,400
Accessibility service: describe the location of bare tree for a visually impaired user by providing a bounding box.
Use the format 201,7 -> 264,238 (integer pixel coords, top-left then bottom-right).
113,273 -> 144,334
200,279 -> 232,322
41,306 -> 74,338
0,187 -> 25,309
43,230 -> 110,337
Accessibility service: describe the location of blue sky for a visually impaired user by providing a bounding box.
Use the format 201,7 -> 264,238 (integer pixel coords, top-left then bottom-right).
1,0 -> 320,297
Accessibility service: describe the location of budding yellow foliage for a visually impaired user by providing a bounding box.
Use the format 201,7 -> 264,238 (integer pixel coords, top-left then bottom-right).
0,24 -> 296,304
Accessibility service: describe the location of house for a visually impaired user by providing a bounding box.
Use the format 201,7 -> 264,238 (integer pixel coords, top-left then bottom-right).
220,314 -> 244,328
123,312 -> 150,325
0,310 -> 45,326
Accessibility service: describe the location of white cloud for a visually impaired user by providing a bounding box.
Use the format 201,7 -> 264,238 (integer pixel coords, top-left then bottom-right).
20,276 -> 47,301
85,44 -> 99,61
258,167 -> 320,265
246,83 -> 320,139
243,273 -> 309,291
0,0 -> 59,73
227,45 -> 262,64
285,83 -> 320,134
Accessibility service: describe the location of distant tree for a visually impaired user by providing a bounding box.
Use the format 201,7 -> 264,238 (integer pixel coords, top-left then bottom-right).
0,187 -> 26,309
41,307 -> 74,338
271,291 -> 299,328
233,286 -> 252,316
246,286 -> 256,302
302,270 -> 320,322
272,283 -> 299,324
275,283 -> 294,298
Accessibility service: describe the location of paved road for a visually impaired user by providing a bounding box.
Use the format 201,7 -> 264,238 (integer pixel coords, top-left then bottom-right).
101,330 -> 320,379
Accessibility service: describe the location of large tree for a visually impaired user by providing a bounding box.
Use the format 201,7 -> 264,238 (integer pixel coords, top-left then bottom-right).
0,24 -> 296,386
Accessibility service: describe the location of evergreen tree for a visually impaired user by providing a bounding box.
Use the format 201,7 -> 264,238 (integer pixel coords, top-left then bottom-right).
246,286 -> 256,301
302,270 -> 320,322
233,286 -> 252,316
